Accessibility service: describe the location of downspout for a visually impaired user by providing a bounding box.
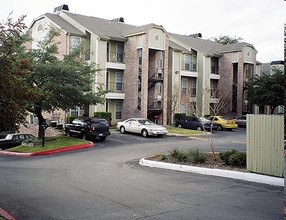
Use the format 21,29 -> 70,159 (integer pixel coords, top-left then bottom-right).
202,55 -> 206,116
94,36 -> 99,113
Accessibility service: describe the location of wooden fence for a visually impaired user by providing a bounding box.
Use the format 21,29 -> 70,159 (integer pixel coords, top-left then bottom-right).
246,114 -> 284,177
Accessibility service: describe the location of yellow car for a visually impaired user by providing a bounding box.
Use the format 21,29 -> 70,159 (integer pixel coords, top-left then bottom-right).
208,116 -> 238,131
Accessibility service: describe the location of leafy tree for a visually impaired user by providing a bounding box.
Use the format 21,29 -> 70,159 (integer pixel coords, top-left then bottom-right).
27,29 -> 106,138
212,35 -> 243,45
246,69 -> 284,114
0,16 -> 36,132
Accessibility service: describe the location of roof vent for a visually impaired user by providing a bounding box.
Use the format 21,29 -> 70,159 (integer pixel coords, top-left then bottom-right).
111,17 -> 124,23
54,4 -> 69,13
189,33 -> 202,38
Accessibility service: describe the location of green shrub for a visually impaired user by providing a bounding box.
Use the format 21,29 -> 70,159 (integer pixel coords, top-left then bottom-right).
169,148 -> 189,163
219,149 -> 238,165
187,149 -> 206,164
159,154 -> 167,161
229,152 -> 246,167
94,112 -> 112,125
219,149 -> 246,167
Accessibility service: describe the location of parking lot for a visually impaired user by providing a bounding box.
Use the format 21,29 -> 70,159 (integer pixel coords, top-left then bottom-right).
1,126 -> 283,220
92,127 -> 247,153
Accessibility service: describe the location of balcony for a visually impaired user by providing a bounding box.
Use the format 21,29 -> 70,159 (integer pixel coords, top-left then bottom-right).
107,51 -> 124,63
106,51 -> 125,70
148,70 -> 164,90
105,82 -> 125,100
148,98 -> 163,111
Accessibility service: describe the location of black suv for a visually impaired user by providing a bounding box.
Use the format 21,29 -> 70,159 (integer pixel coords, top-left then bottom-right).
65,117 -> 111,141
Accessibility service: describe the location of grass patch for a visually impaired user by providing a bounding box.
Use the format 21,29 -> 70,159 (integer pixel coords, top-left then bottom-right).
165,126 -> 203,135
6,136 -> 89,153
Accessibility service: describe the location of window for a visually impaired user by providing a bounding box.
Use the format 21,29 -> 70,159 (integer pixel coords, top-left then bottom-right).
211,57 -> 219,74
158,51 -> 164,69
70,36 -> 81,50
116,43 -> 124,62
138,48 -> 142,65
181,78 -> 187,95
190,78 -> 197,96
115,72 -> 123,91
184,54 -> 190,71
70,108 -> 79,116
192,55 -> 197,71
244,64 -> 253,79
210,79 -> 218,98
115,101 -> 122,119
180,104 -> 187,114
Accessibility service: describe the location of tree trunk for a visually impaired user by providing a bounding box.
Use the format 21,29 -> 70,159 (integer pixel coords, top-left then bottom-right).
34,104 -> 45,139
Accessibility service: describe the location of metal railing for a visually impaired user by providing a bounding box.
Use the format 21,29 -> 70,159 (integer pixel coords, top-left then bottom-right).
107,51 -> 124,63
106,81 -> 124,92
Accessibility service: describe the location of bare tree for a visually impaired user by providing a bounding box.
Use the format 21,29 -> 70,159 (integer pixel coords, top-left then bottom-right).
209,89 -> 232,116
167,84 -> 181,125
186,99 -> 216,160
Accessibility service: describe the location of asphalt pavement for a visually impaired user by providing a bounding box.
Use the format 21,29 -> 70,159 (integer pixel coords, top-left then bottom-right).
0,129 -> 284,219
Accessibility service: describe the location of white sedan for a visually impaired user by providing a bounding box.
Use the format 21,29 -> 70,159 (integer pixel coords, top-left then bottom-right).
116,118 -> 168,137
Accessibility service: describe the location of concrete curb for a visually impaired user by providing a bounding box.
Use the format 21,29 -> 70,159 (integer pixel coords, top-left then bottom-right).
0,142 -> 94,157
139,158 -> 284,187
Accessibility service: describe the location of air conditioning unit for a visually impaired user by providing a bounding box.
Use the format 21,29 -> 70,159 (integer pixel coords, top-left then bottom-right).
157,68 -> 162,74
157,95 -> 162,101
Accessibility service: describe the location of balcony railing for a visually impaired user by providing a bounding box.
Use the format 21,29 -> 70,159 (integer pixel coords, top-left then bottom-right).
107,51 -> 124,63
181,62 -> 197,71
106,81 -> 124,92
148,98 -> 163,110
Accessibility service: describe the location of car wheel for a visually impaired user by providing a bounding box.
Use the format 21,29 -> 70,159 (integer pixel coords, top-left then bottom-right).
82,133 -> 87,140
217,125 -> 223,131
196,126 -> 202,131
142,129 -> 148,137
177,124 -> 182,128
66,130 -> 71,137
99,136 -> 106,141
120,126 -> 126,134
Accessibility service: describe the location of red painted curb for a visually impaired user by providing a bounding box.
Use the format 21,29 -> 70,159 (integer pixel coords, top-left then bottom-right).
31,142 -> 94,156
0,207 -> 16,220
0,142 -> 94,157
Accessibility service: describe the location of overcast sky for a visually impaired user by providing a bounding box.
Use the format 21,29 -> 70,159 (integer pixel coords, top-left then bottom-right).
1,0 -> 284,63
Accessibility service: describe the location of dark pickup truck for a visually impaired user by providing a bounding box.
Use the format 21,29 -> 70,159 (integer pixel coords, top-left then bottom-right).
65,117 -> 111,141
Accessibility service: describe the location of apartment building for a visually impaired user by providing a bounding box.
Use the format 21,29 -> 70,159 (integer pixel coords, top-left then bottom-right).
168,34 -> 257,120
28,5 -> 257,125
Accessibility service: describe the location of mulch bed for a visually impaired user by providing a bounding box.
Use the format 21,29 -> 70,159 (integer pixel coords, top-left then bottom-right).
146,152 -> 247,172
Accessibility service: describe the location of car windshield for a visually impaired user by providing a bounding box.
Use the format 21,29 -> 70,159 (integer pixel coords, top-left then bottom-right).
138,119 -> 154,125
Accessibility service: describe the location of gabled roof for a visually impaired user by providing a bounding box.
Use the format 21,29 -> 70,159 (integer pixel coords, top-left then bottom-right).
62,11 -> 136,41
170,33 -> 257,56
30,13 -> 85,36
122,23 -> 169,37
170,33 -> 223,56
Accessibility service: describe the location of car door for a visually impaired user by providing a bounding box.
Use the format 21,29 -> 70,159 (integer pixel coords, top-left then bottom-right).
129,120 -> 141,134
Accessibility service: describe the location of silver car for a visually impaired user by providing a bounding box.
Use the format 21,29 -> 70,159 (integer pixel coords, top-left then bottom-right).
116,118 -> 168,137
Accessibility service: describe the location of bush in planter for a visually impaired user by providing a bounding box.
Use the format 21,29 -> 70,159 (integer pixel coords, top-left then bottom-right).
229,152 -> 246,167
169,148 -> 189,163
219,149 -> 246,167
187,149 -> 206,164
